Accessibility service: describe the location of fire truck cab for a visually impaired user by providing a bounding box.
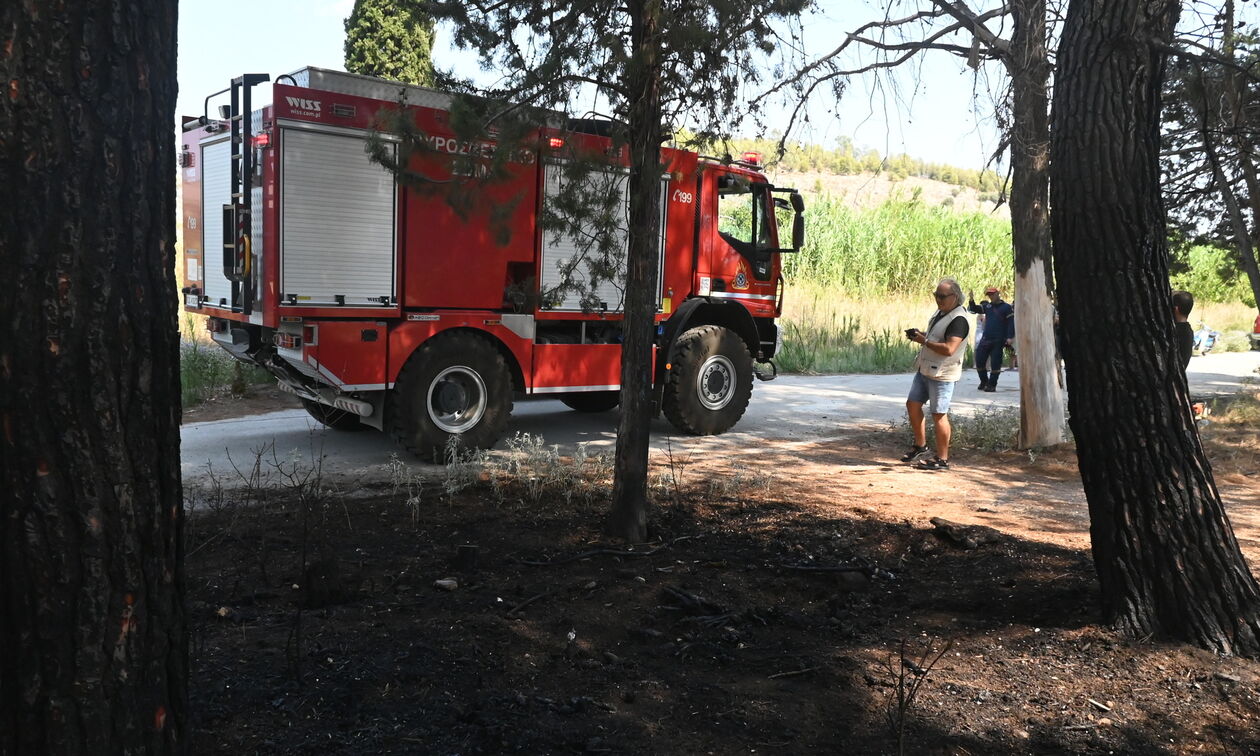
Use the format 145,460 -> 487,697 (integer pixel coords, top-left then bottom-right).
180,68 -> 804,460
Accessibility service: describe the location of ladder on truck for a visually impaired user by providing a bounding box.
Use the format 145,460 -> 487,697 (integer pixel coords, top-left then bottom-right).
220,73 -> 270,315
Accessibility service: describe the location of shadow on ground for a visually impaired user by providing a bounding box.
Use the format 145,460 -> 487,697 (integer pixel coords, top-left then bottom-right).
184,452 -> 1260,755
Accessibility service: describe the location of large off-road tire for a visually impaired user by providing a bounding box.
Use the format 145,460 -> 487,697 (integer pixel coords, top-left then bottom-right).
560,391 -> 620,413
301,398 -> 366,432
390,331 -> 513,461
662,324 -> 753,435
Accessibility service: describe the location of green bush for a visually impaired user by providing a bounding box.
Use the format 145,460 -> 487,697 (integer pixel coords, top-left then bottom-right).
181,340 -> 271,408
1211,390 -> 1260,425
905,405 -> 1071,454
776,318 -> 919,374
1170,245 -> 1257,307
946,406 -> 1023,453
1216,330 -> 1251,353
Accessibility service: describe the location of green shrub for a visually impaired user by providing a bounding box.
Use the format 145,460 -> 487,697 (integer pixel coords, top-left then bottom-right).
1216,330 -> 1251,353
775,316 -> 919,374
181,339 -> 271,408
1170,245 -> 1257,307
903,405 -> 1071,454
1211,390 -> 1260,425
945,406 -> 1023,453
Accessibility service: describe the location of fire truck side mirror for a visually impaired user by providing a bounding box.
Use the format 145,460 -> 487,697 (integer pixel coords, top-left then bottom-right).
792,211 -> 805,251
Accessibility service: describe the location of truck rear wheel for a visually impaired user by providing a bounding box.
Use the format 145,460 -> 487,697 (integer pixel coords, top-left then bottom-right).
301,398 -> 366,432
662,324 -> 753,435
390,331 -> 513,461
560,391 -> 620,413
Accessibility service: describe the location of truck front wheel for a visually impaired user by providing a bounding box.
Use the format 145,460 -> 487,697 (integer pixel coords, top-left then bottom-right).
662,325 -> 753,435
390,331 -> 513,461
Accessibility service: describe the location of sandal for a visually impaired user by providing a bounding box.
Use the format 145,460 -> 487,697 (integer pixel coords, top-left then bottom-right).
900,445 -> 930,463
915,456 -> 951,471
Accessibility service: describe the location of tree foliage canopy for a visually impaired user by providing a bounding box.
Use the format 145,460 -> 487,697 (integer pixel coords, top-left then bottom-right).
424,0 -> 810,140
345,0 -> 437,86
395,0 -> 813,541
1163,38 -> 1259,231
367,0 -> 813,312
1160,3 -> 1260,308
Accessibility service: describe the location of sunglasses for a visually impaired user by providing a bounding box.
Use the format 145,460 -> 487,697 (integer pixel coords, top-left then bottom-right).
933,291 -> 953,299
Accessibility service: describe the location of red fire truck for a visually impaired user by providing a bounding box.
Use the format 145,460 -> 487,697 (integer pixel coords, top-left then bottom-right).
180,68 -> 804,459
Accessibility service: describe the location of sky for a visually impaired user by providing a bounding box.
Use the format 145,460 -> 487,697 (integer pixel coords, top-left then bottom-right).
176,1 -> 1011,170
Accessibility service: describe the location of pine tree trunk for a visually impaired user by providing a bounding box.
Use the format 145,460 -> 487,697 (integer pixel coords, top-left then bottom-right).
1008,0 -> 1066,449
608,0 -> 663,542
0,1 -> 187,751
1050,0 -> 1260,655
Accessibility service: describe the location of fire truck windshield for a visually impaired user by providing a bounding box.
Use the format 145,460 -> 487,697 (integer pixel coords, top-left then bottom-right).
717,183 -> 771,251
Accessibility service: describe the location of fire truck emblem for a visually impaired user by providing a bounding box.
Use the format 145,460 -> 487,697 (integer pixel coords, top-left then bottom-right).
732,261 -> 750,291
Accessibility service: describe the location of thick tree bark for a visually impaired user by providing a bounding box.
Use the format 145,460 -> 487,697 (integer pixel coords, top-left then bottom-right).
1051,0 -> 1260,655
0,1 -> 187,751
608,0 -> 663,542
1008,0 -> 1066,448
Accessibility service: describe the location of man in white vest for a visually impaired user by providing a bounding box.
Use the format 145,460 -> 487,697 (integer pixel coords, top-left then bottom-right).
900,277 -> 971,471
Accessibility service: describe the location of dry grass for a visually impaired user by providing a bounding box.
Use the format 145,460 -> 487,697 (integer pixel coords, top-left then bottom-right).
1202,389 -> 1260,477
781,287 -> 927,337
777,287 -> 973,374
776,288 -> 920,374
1196,300 -> 1257,334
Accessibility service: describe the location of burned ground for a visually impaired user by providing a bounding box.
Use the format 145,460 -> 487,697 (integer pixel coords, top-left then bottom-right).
185,415 -> 1260,755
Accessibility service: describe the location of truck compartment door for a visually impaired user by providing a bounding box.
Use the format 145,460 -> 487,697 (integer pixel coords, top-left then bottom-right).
280,128 -> 397,307
538,164 -> 667,312
200,137 -> 234,309
532,344 -> 622,392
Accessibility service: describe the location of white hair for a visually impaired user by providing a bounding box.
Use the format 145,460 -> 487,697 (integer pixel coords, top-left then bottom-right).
937,277 -> 963,304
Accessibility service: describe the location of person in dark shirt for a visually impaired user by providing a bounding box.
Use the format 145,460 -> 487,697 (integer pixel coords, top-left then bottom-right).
1172,290 -> 1194,371
967,286 -> 1015,392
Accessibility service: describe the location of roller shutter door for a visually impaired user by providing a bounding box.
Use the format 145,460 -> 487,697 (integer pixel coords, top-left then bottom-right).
539,163 -> 666,312
280,129 -> 396,306
200,138 -> 233,309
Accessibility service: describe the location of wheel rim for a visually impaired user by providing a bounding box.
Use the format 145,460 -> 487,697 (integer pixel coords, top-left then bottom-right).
426,366 -> 488,434
696,355 -> 736,410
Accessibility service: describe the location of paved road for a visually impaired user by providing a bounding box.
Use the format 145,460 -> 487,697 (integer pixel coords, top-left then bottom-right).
181,352 -> 1259,485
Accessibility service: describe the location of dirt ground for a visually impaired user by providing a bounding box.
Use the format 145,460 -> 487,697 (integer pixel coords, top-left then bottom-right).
183,394 -> 1260,755
182,384 -> 301,424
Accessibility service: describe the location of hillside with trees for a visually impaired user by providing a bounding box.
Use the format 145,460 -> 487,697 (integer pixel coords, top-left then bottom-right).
687,134 -> 1006,195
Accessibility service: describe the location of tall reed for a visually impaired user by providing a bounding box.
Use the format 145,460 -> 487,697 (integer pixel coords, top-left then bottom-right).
783,193 -> 1012,296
